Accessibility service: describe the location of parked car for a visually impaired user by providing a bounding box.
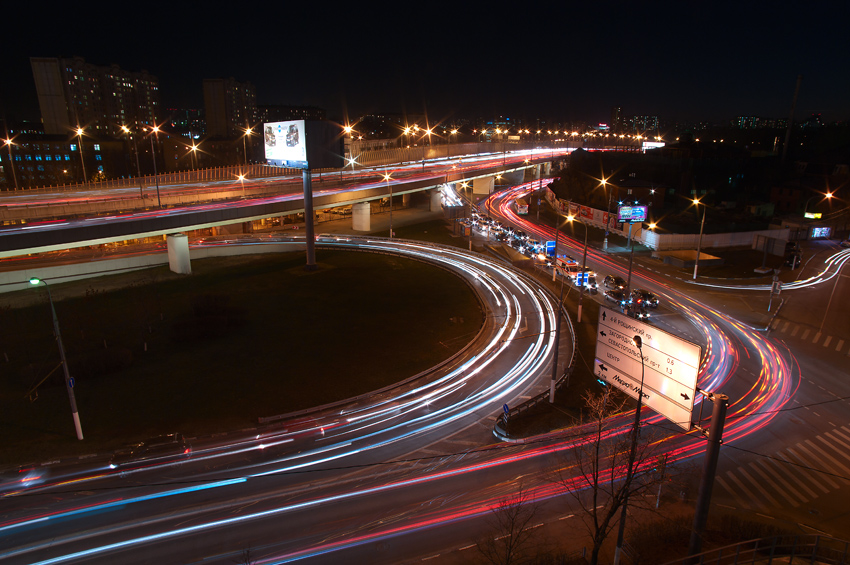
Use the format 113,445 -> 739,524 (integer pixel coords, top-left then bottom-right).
603,275 -> 627,290
109,433 -> 192,473
630,289 -> 659,308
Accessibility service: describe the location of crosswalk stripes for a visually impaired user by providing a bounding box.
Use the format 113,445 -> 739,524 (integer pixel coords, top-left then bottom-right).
772,320 -> 850,356
716,424 -> 850,511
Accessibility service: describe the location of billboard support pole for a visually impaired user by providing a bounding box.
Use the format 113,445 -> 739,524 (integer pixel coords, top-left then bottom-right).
303,169 -> 317,271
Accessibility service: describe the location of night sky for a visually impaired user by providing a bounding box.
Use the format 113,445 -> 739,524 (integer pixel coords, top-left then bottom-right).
3,2 -> 849,127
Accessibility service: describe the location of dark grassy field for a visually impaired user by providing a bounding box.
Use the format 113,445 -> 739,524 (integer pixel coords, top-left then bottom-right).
0,234 -> 484,464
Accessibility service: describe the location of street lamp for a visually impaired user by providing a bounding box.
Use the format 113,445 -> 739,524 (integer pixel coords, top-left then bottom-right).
75,127 -> 87,183
237,174 -> 246,198
384,172 -> 393,238
29,277 -> 84,441
803,190 -> 833,218
692,198 -> 706,280
4,138 -> 19,190
242,126 -> 253,166
601,177 -> 614,250
121,125 -> 144,198
567,215 -> 590,323
148,125 -> 162,208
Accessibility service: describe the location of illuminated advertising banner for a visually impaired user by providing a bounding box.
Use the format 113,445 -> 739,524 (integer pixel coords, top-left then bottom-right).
263,120 -> 344,170
617,205 -> 647,223
264,120 -> 307,168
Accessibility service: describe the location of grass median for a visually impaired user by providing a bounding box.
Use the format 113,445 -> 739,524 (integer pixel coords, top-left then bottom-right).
0,228 -> 484,465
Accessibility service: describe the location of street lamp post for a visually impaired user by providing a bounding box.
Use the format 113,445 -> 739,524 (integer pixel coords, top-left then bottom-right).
29,277 -> 84,441
4,138 -> 19,190
602,178 -> 613,251
569,215 -> 590,323
693,199 -> 706,280
121,125 -> 144,198
242,126 -> 253,167
384,172 -> 394,238
75,127 -> 87,183
149,126 -> 162,208
613,335 -> 647,565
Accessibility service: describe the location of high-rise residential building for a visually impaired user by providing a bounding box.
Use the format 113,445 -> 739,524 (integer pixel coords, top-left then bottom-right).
257,105 -> 326,124
628,115 -> 659,133
30,56 -> 160,136
203,78 -> 258,137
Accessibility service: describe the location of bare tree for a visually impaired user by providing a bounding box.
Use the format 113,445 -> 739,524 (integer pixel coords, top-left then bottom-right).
553,389 -> 664,565
477,485 -> 541,565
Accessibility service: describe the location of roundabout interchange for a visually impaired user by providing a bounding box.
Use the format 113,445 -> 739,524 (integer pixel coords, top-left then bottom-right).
0,151 -> 848,564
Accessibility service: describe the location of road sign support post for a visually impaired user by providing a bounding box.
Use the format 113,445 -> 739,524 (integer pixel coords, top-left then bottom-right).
613,336 -> 646,565
688,392 -> 729,559
302,169 -> 317,271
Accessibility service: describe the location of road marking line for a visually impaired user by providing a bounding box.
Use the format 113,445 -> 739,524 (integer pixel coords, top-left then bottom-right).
459,544 -> 476,551
739,467 -> 780,507
773,452 -> 820,499
822,433 -> 850,463
801,328 -> 811,340
836,339 -> 845,352
781,321 -> 790,333
791,325 -> 800,337
813,332 -> 821,344
823,335 -> 832,348
805,440 -> 850,484
790,445 -> 840,490
753,459 -> 805,506
726,472 -> 763,510
781,449 -> 830,494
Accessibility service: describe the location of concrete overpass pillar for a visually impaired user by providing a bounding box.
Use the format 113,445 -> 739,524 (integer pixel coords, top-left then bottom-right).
402,193 -> 411,207
167,233 -> 191,275
430,188 -> 442,211
542,162 -> 552,176
504,170 -> 524,185
473,176 -> 494,195
352,202 -> 371,231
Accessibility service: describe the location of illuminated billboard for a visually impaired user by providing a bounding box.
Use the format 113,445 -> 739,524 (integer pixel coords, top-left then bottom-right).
264,120 -> 307,168
264,120 -> 344,170
617,205 -> 648,224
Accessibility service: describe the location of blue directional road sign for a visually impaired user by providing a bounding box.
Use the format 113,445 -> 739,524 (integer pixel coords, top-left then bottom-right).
545,240 -> 556,257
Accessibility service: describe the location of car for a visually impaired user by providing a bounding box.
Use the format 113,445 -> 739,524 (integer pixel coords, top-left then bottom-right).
603,275 -> 627,290
109,433 -> 191,473
630,303 -> 651,321
630,289 -> 659,308
604,288 -> 628,304
785,253 -> 801,269
578,271 -> 598,294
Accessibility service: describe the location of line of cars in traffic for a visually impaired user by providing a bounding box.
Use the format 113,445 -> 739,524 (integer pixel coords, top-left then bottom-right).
463,212 -> 659,320
602,275 -> 659,321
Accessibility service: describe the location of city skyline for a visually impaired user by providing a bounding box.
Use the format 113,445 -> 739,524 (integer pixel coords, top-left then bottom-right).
3,3 -> 849,128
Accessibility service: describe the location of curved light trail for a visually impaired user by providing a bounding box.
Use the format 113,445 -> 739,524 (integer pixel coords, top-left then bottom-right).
0,174 -> 808,565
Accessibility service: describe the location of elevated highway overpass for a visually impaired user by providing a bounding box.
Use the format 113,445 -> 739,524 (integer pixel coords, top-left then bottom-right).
0,148 -> 564,258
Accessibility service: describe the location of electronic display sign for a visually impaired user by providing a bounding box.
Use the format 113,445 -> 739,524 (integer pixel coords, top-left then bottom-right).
617,205 -> 648,224
263,120 -> 344,170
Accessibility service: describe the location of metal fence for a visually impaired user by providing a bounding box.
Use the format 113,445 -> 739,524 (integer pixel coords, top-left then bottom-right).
661,534 -> 849,565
